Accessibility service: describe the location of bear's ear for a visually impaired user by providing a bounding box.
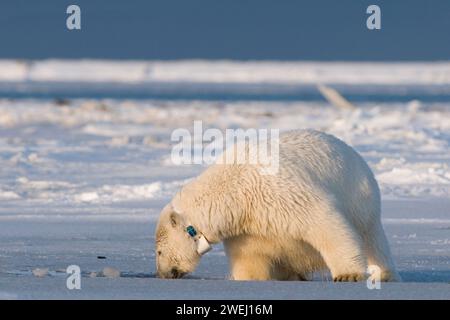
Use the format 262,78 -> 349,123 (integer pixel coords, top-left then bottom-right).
169,211 -> 182,228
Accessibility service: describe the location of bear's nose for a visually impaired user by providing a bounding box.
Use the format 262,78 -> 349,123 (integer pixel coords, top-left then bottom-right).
171,267 -> 180,278
170,267 -> 187,279
156,267 -> 186,279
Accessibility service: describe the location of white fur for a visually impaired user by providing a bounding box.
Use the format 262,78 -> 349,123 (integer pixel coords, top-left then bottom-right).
156,129 -> 399,281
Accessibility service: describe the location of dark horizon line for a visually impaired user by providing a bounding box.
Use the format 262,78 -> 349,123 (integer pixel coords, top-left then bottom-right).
1,57 -> 449,62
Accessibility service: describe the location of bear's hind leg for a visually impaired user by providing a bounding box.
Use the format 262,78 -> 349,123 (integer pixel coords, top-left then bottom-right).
365,222 -> 401,282
305,214 -> 367,282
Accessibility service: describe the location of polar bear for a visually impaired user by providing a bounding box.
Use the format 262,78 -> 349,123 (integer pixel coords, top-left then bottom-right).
155,129 -> 399,281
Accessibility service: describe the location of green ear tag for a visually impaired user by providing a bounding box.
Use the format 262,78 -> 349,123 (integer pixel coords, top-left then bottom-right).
186,225 -> 197,237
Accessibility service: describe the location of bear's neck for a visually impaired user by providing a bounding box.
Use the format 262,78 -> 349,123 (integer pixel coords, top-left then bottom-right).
176,165 -> 251,243
187,194 -> 243,244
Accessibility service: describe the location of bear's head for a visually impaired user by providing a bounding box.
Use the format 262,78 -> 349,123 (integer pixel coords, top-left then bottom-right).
155,204 -> 201,279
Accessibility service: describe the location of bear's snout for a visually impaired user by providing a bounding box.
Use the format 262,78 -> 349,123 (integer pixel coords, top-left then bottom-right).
158,267 -> 186,279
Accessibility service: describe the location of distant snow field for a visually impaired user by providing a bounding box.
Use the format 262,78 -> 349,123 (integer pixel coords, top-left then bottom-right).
2,60 -> 450,85
0,61 -> 449,299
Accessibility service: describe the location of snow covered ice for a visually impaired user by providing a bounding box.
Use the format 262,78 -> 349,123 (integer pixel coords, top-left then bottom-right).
0,60 -> 449,299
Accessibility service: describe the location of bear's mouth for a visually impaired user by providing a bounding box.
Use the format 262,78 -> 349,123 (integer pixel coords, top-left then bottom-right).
170,267 -> 187,279
157,267 -> 187,279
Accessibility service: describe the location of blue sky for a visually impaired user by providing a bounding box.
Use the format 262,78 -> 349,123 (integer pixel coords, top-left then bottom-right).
0,0 -> 448,60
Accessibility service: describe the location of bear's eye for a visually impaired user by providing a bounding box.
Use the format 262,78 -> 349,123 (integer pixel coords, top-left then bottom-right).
157,250 -> 162,256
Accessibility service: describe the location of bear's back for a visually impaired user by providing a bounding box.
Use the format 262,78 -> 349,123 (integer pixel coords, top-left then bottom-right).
276,129 -> 380,224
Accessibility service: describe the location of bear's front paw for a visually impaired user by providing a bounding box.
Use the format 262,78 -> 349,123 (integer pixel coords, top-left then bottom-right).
333,273 -> 366,282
